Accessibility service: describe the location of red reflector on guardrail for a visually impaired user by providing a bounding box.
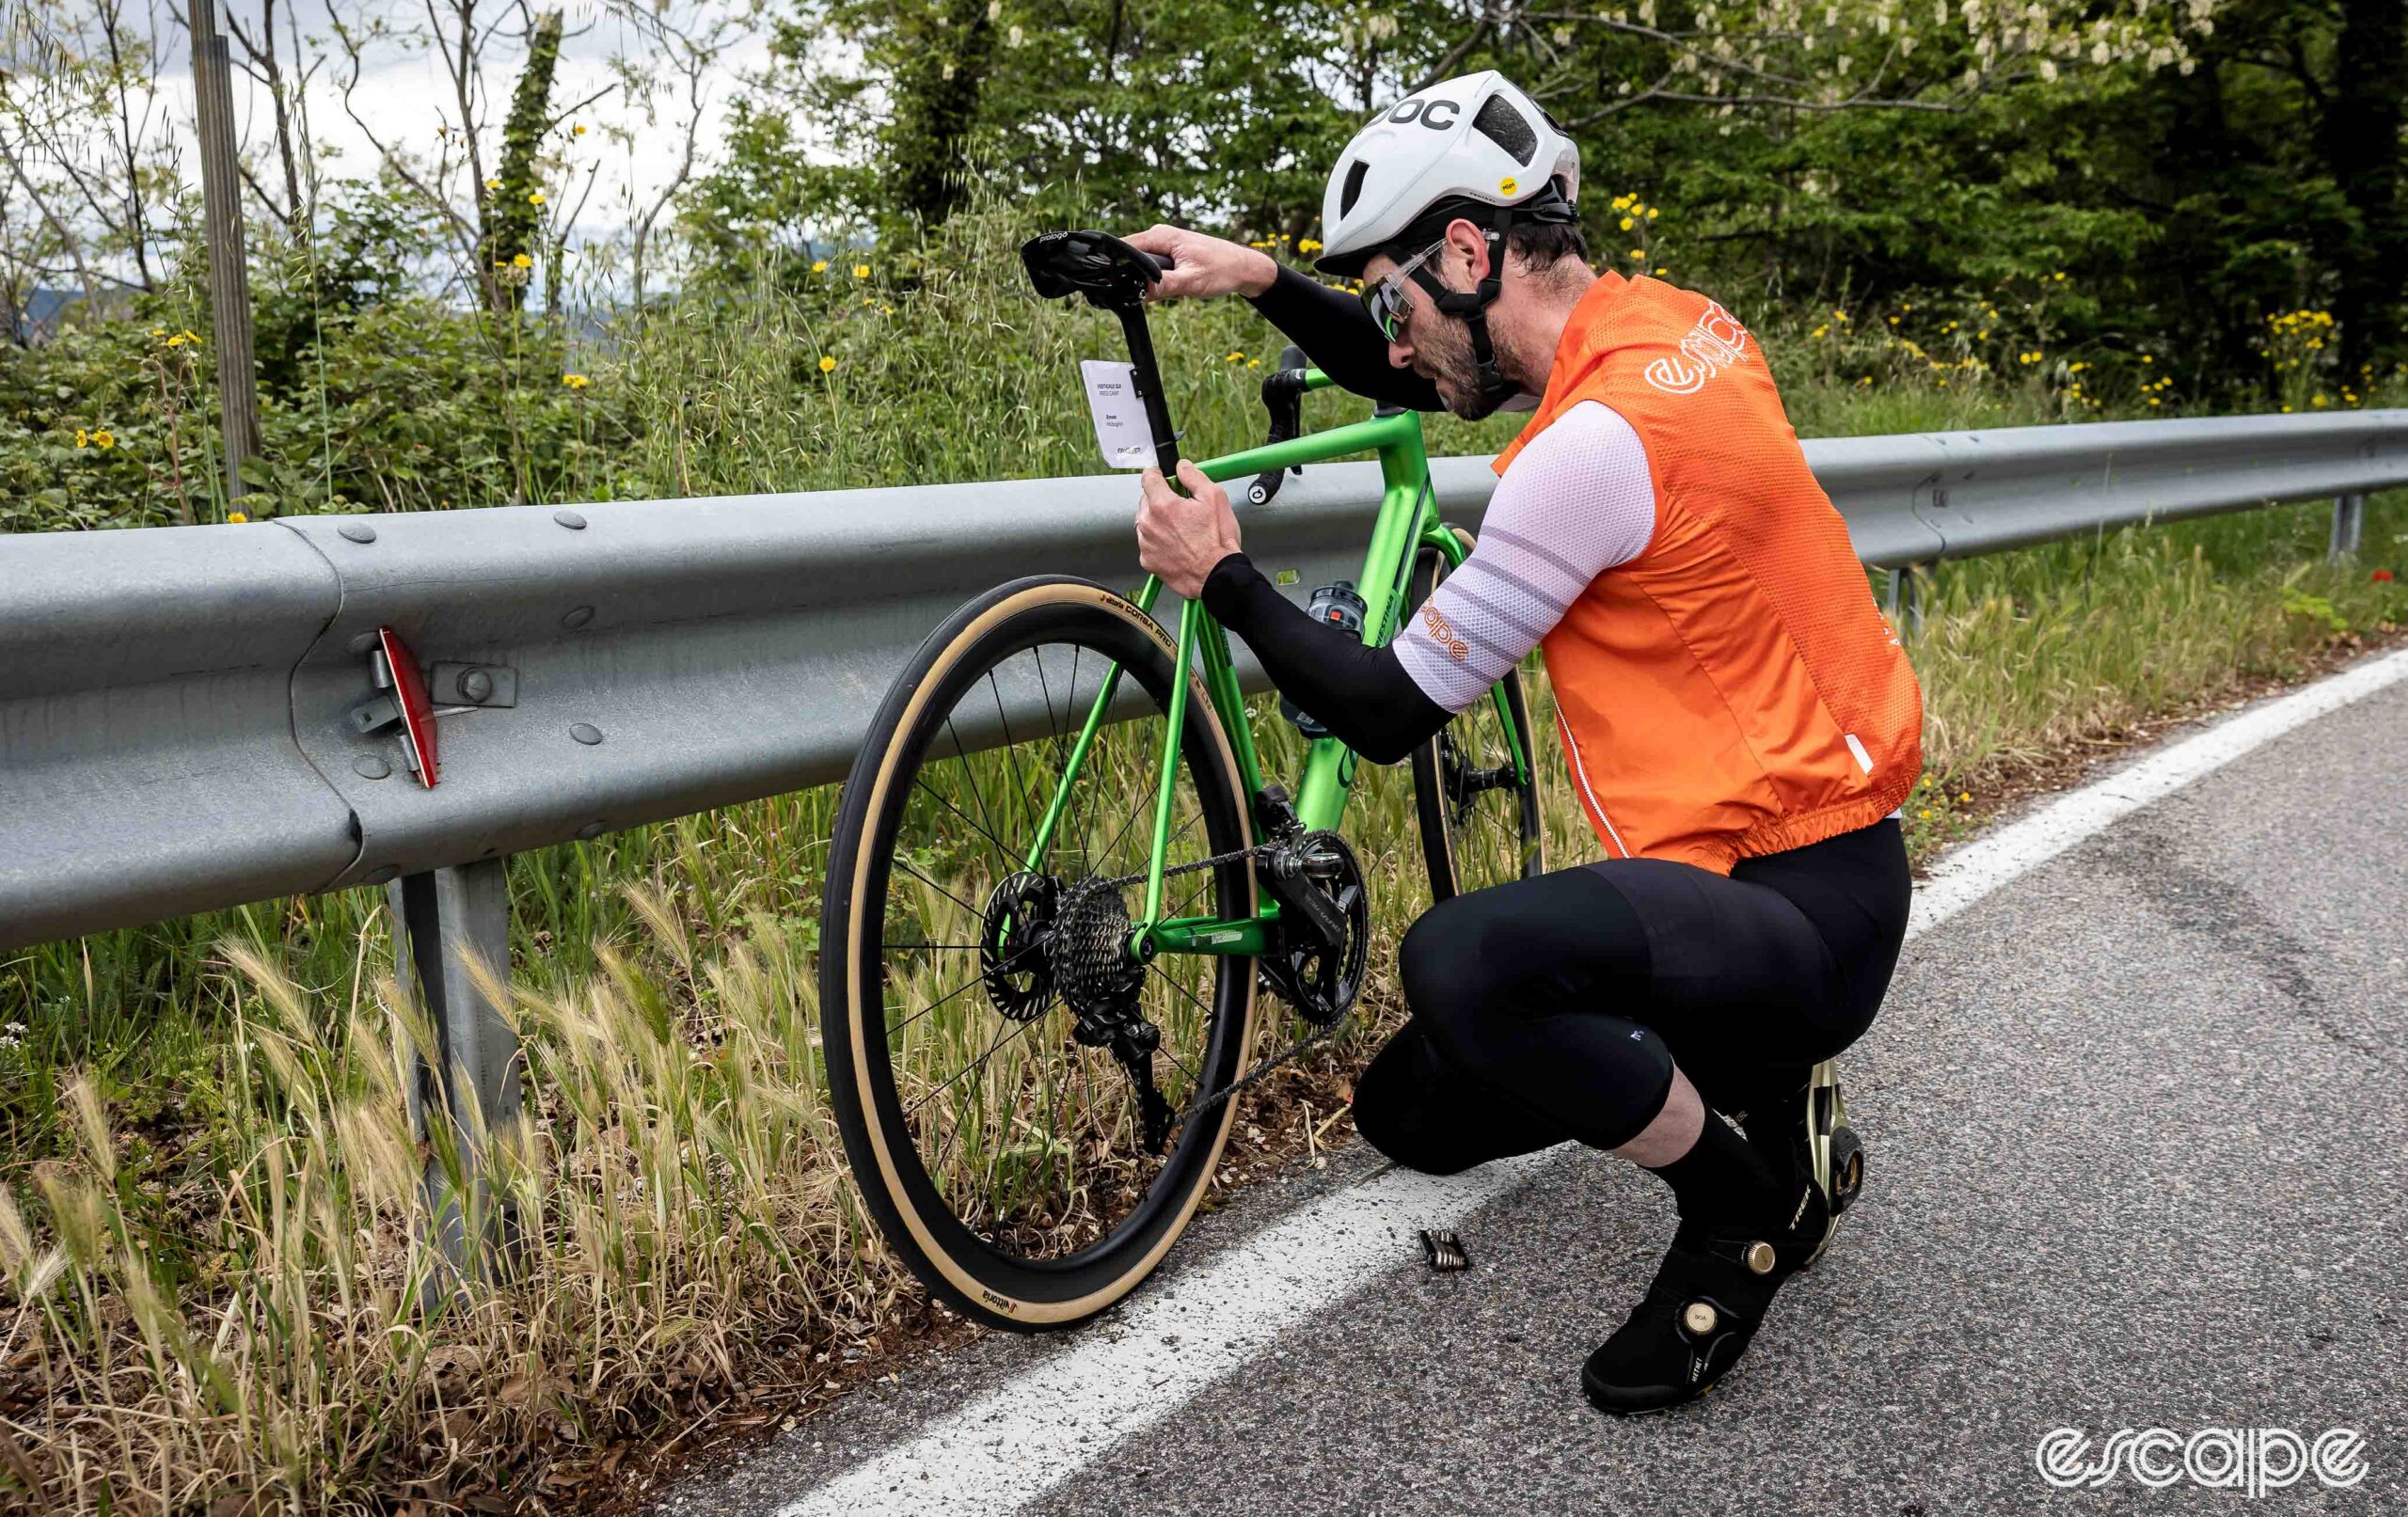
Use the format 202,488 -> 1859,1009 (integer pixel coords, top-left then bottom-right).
379,626 -> 440,788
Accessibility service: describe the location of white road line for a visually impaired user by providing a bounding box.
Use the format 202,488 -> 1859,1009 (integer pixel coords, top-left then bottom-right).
774,1156 -> 1551,1517
1907,643 -> 2408,939
771,643 -> 2408,1517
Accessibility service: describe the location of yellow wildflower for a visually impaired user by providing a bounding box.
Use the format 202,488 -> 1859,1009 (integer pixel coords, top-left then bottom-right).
75,428 -> 88,447
228,511 -> 247,523
485,178 -> 500,190
1646,208 -> 1658,220
818,355 -> 837,373
1629,248 -> 1644,261
562,372 -> 590,390
1299,238 -> 1323,253
1957,791 -> 1971,802
812,260 -> 829,274
528,191 -> 546,205
512,253 -> 532,269
852,263 -> 869,278
94,430 -> 115,449
572,123 -> 587,135
1619,216 -> 1634,230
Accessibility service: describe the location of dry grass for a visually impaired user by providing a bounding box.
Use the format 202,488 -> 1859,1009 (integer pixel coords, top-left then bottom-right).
4,213 -> 2403,1509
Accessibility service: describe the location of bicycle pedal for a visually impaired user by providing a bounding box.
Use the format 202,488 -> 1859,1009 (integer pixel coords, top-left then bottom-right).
1419,1228 -> 1470,1272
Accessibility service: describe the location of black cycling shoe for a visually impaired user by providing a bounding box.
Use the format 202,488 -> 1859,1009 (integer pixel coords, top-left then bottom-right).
1581,1178 -> 1829,1415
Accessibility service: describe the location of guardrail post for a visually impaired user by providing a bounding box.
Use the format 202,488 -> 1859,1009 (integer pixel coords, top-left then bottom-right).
387,860 -> 521,1298
2328,493 -> 2365,561
1885,564 -> 1929,639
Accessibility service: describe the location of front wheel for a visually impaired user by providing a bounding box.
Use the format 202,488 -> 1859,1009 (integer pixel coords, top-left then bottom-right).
819,577 -> 1259,1331
1406,533 -> 1547,902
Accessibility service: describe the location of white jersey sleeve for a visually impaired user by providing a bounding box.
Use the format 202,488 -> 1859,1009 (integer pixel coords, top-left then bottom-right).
1393,400 -> 1656,714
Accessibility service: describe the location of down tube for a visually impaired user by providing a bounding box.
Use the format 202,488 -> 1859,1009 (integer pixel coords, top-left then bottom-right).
1291,456 -> 1434,833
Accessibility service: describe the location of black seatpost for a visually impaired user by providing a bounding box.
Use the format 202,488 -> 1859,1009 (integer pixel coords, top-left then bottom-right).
1110,303 -> 1183,479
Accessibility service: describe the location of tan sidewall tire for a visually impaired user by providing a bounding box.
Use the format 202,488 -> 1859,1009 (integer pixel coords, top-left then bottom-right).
830,578 -> 1257,1329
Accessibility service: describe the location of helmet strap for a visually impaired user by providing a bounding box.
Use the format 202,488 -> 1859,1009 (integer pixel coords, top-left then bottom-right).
1407,219 -> 1518,418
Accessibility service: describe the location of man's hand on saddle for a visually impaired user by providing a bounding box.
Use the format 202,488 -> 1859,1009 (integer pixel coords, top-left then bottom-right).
1135,460 -> 1242,600
1125,225 -> 1279,302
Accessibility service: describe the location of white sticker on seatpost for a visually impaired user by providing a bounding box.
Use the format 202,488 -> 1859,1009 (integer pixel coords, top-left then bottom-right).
1080,359 -> 1156,469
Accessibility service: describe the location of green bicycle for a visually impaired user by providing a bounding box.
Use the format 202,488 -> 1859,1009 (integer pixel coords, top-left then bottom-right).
818,229 -> 1546,1329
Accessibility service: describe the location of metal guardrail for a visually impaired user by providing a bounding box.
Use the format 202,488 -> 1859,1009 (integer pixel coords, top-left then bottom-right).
3,408 -> 2401,1280
7,410 -> 2400,955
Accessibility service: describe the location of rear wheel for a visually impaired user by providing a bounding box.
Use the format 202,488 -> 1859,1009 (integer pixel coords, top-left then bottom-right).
1406,533 -> 1546,902
820,577 -> 1258,1331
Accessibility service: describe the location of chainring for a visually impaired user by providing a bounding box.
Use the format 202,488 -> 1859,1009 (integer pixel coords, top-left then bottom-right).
1259,830 -> 1369,1027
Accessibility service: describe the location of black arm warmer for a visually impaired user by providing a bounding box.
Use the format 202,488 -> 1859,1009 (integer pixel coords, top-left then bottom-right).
1244,264 -> 1444,414
1199,552 -> 1449,765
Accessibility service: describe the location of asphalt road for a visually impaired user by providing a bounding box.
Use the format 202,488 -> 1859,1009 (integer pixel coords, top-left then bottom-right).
657,657 -> 2408,1516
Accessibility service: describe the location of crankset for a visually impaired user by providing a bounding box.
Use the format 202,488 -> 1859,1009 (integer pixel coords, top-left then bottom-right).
1255,830 -> 1369,1027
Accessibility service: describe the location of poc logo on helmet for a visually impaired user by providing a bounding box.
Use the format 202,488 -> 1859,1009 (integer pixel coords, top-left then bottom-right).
1386,97 -> 1463,131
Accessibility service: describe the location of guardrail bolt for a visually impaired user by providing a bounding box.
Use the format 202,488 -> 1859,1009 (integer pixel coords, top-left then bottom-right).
554,509 -> 588,530
562,605 -> 595,630
570,722 -> 603,746
353,754 -> 392,780
456,668 -> 494,703
338,521 -> 377,544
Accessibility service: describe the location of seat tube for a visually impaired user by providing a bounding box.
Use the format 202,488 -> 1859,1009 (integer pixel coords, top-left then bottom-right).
1293,412 -> 1431,832
1142,594 -> 1202,924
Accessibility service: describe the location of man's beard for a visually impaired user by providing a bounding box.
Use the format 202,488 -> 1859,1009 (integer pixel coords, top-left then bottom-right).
1420,310 -> 1513,420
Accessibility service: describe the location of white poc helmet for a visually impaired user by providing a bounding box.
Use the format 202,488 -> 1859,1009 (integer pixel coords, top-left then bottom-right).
1314,71 -> 1580,278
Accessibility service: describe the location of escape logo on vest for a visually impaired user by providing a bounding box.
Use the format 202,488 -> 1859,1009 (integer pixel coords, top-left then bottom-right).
1643,301 -> 1753,396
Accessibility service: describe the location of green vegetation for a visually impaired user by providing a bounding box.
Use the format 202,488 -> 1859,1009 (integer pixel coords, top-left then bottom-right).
4,198 -> 2404,1508
5,0 -> 2406,1502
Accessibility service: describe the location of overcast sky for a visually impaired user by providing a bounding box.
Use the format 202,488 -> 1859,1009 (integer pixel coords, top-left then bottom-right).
138,0 -> 806,258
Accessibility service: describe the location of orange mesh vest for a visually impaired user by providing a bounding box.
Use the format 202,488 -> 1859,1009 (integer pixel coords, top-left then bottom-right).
1496,272 -> 1923,874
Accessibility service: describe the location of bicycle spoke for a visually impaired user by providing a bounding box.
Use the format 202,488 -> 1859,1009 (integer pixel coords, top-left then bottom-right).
914,774 -> 1017,877
857,615 -> 1246,1274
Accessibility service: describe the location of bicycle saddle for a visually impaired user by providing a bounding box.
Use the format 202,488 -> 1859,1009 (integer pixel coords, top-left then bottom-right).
1021,229 -> 1169,309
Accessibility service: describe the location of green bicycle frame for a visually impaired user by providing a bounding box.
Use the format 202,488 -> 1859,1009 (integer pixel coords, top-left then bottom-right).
1017,371 -> 1535,958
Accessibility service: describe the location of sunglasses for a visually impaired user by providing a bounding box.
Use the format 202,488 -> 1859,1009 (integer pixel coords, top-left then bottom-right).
1361,237 -> 1450,342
